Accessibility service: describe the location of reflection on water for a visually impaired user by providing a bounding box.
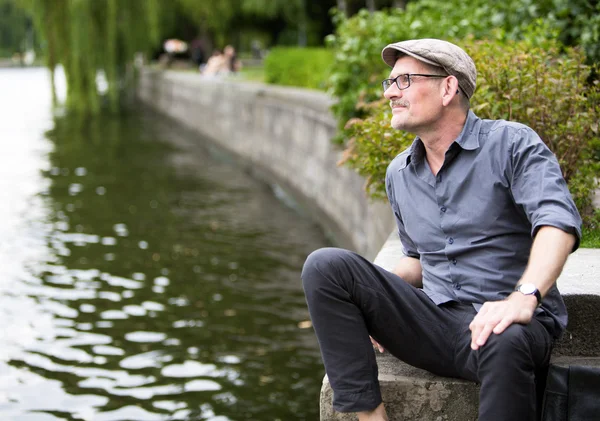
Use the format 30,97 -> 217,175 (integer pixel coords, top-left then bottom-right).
0,68 -> 330,420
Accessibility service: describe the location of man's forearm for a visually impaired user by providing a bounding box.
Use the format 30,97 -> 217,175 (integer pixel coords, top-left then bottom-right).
517,225 -> 576,297
392,256 -> 423,287
470,225 -> 577,350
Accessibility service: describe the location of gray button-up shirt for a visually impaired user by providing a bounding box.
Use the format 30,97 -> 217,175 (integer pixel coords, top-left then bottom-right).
385,111 -> 582,335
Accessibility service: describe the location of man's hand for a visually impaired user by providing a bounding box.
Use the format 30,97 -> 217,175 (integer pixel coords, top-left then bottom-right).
469,292 -> 538,350
469,226 -> 575,350
370,336 -> 385,353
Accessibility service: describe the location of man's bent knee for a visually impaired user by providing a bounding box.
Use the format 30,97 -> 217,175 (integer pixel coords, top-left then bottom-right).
486,324 -> 532,353
301,247 -> 354,290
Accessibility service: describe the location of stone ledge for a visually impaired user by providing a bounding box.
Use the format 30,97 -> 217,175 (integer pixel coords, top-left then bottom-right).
320,356 -> 600,421
320,354 -> 479,421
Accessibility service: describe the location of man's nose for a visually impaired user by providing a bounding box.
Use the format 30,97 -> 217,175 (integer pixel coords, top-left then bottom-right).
384,84 -> 402,100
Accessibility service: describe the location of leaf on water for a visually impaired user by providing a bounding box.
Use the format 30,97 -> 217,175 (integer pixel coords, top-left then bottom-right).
297,320 -> 312,329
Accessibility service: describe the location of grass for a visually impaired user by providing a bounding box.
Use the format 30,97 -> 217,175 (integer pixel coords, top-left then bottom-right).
581,226 -> 600,248
162,61 -> 265,83
238,65 -> 265,83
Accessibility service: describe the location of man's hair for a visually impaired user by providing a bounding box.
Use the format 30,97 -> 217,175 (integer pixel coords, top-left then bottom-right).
458,91 -> 471,111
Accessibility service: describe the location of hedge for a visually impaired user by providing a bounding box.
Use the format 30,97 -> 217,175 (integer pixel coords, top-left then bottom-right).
264,47 -> 334,91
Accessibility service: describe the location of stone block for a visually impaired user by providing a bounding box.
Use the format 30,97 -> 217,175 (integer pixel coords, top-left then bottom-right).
320,354 -> 479,421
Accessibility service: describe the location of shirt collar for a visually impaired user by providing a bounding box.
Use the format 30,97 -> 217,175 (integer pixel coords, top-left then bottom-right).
455,110 -> 480,151
397,110 -> 481,171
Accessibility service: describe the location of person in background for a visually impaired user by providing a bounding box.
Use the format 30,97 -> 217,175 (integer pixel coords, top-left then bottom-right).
190,37 -> 205,68
302,38 -> 582,421
201,49 -> 225,76
223,45 -> 241,74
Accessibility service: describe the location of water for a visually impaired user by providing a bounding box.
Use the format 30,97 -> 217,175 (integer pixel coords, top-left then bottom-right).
0,68 -> 330,421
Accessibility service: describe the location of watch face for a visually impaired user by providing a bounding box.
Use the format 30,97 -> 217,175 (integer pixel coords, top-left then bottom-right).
519,283 -> 536,294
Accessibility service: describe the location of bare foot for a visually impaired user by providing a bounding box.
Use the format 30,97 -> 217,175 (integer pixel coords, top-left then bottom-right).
358,402 -> 389,421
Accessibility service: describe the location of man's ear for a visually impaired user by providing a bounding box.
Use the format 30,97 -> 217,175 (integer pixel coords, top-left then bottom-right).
441,76 -> 460,106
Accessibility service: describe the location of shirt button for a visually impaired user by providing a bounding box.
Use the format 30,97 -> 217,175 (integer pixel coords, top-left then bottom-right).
441,206 -> 447,213
448,237 -> 454,244
455,284 -> 461,290
452,259 -> 457,265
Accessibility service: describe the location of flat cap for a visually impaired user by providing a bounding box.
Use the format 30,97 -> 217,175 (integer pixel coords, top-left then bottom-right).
381,38 -> 477,99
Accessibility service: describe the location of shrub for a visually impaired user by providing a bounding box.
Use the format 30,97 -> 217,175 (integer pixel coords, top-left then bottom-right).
326,0 -> 600,137
325,1 -> 555,136
263,47 -> 335,91
549,0 -> 600,65
339,38 -> 600,225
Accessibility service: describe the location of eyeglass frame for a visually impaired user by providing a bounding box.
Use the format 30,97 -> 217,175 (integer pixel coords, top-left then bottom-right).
382,73 -> 448,93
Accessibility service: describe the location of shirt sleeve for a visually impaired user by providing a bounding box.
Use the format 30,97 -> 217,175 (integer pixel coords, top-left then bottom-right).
385,166 -> 420,258
508,127 -> 583,251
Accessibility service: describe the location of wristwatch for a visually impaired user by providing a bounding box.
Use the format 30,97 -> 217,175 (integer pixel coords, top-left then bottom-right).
515,283 -> 542,307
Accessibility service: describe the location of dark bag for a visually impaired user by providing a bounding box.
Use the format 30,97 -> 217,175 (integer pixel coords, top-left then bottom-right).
541,364 -> 600,421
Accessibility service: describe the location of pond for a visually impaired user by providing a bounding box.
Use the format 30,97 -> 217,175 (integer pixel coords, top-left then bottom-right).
0,68 -> 330,421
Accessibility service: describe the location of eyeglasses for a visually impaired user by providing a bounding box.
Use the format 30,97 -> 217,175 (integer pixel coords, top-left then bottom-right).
382,73 -> 447,93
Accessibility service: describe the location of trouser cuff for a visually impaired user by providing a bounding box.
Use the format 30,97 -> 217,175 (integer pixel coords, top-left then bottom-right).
332,386 -> 382,413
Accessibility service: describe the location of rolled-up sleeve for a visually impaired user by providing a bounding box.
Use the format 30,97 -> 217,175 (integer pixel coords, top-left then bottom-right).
386,167 -> 420,258
509,128 -> 582,251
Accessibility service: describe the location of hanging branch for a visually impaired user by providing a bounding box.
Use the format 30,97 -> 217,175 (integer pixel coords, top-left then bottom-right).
14,0 -> 164,114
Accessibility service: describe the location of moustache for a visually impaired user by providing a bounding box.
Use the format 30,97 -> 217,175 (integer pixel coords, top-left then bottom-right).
390,100 -> 409,108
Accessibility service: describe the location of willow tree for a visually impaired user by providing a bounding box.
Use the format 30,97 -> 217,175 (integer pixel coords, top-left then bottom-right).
16,0 -> 163,113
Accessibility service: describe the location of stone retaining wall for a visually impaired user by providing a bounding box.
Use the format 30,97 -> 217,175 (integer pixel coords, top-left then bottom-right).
137,70 -> 395,260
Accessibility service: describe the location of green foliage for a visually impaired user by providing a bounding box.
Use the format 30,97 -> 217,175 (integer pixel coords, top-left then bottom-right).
175,0 -> 237,46
325,3 -> 504,136
340,97 -> 410,200
241,0 -> 304,21
340,38 -> 600,227
239,65 -> 265,83
16,0 -> 165,113
264,47 -> 334,90
581,210 -> 600,248
548,0 -> 600,65
326,0 -> 600,136
176,0 -> 311,47
0,0 -> 30,55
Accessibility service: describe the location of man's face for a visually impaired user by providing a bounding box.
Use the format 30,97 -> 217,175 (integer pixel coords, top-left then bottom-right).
383,56 -> 445,134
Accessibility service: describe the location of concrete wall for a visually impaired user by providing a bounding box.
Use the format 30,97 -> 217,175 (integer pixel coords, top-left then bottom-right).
137,70 -> 395,260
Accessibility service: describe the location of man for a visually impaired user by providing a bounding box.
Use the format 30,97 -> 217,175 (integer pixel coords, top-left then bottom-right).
302,39 -> 582,421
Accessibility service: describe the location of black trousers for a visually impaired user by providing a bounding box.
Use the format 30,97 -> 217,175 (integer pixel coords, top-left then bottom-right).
302,248 -> 555,421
